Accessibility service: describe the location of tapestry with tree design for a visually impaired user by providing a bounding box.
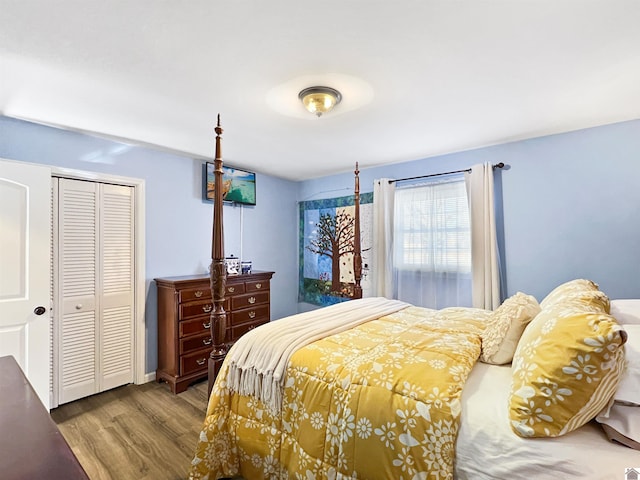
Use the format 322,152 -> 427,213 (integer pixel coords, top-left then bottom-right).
298,192 -> 373,306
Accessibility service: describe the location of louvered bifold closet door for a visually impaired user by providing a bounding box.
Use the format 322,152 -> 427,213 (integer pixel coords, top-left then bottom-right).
100,184 -> 134,391
58,179 -> 99,404
57,179 -> 135,405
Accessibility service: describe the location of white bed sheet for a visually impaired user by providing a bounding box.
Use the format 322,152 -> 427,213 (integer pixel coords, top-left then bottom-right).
455,362 -> 640,479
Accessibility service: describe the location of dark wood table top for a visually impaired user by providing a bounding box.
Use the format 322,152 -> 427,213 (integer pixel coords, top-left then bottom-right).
0,355 -> 89,480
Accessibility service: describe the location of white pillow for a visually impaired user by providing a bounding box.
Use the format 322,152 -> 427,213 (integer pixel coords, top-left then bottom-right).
614,324 -> 640,405
596,324 -> 640,450
610,299 -> 640,325
597,404 -> 640,450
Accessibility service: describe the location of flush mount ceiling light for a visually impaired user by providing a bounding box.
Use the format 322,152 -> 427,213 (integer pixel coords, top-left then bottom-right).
298,86 -> 342,117
266,74 -> 372,119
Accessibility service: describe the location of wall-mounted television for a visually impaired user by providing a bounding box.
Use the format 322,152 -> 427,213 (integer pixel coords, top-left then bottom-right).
205,163 -> 256,205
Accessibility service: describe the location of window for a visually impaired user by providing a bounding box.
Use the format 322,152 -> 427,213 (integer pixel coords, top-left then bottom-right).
394,178 -> 471,273
391,177 -> 472,308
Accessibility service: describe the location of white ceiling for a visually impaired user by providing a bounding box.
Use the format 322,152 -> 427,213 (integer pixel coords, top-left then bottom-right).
1,1 -> 639,181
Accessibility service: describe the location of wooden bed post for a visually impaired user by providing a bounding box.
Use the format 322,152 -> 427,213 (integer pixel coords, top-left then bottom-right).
353,162 -> 363,299
208,115 -> 228,396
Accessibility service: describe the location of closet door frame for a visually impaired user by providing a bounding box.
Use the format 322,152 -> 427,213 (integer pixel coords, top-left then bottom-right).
52,166 -> 146,387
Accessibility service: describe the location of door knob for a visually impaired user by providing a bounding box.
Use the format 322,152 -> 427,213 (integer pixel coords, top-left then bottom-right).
34,306 -> 46,316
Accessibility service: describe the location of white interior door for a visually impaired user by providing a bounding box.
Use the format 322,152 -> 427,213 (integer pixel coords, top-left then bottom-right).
0,159 -> 52,410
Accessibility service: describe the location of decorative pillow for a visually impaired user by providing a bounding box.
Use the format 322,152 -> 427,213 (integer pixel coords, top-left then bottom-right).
610,299 -> 640,325
480,292 -> 540,365
539,278 -> 600,310
509,306 -> 627,438
542,289 -> 611,315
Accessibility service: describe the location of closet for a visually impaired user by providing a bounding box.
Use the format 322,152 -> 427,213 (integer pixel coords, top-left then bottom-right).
52,178 -> 135,405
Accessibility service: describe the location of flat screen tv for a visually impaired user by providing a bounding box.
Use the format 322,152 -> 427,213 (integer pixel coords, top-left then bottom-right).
205,163 -> 256,205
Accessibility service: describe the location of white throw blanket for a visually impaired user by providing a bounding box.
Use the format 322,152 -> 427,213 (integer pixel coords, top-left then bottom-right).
225,297 -> 409,413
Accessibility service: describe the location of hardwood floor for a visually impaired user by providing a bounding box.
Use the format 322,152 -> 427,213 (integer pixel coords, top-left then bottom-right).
51,380 -> 209,480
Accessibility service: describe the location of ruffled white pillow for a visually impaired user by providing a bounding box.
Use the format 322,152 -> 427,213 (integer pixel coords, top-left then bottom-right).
480,292 -> 540,365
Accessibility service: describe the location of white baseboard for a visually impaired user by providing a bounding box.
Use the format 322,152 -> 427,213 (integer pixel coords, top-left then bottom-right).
140,372 -> 156,384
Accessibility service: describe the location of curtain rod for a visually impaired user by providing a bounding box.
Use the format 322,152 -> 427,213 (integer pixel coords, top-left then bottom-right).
389,162 -> 505,184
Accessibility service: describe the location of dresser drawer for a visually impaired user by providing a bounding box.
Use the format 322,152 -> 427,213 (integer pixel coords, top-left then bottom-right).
179,286 -> 211,303
230,319 -> 268,341
180,332 -> 213,354
180,300 -> 213,320
226,283 -> 245,296
246,280 -> 269,293
232,291 -> 269,310
179,317 -> 212,338
230,305 -> 269,327
180,349 -> 211,376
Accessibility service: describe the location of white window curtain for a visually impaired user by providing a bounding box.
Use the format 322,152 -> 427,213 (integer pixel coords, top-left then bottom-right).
372,178 -> 395,298
373,176 -> 472,309
465,162 -> 501,310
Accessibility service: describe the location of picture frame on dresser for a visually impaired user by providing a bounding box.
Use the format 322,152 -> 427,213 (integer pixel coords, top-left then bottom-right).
155,271 -> 274,393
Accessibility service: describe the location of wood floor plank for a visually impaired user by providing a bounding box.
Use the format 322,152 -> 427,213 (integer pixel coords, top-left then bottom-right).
51,380 -> 209,480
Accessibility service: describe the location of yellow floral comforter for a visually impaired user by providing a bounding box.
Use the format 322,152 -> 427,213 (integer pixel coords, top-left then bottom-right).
189,305 -> 489,480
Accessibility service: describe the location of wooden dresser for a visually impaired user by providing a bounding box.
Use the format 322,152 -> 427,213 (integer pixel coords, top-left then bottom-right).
155,271 -> 274,393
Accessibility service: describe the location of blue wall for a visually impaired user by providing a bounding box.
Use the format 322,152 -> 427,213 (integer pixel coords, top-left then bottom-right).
299,119 -> 640,303
3,115 -> 639,373
0,116 -> 299,374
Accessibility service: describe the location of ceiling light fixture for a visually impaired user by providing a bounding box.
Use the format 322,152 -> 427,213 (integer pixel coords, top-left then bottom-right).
298,86 -> 342,117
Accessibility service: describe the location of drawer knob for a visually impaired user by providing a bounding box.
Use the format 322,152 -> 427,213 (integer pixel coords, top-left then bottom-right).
248,296 -> 256,304
228,286 -> 235,293
203,322 -> 211,329
255,283 -> 262,289
203,338 -> 212,346
196,358 -> 206,366
248,311 -> 256,319
194,290 -> 203,298
202,304 -> 212,313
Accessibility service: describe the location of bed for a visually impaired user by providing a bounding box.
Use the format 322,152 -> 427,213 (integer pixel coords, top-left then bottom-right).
190,120 -> 640,479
